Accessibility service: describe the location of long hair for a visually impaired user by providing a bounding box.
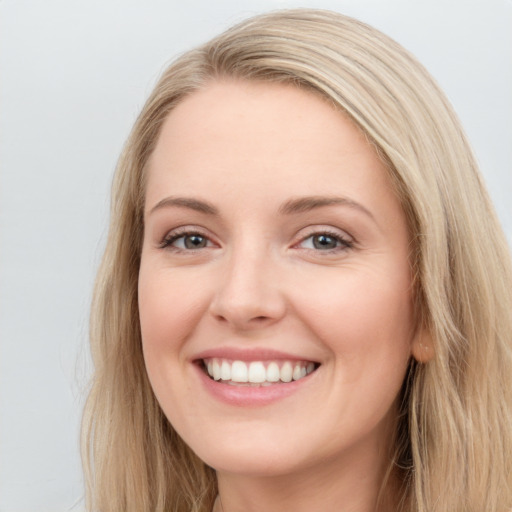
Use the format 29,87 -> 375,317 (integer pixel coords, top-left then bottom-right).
82,9 -> 512,512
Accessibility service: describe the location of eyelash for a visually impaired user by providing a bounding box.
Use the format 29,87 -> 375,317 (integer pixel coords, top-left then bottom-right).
296,229 -> 354,253
159,228 -> 213,251
159,227 -> 354,254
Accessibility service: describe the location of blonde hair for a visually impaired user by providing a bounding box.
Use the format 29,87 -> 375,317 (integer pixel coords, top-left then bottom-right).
82,9 -> 512,512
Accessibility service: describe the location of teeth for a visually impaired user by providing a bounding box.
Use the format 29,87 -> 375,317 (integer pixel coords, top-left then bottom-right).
248,362 -> 266,383
212,360 -> 221,381
220,360 -> 231,381
266,362 -> 280,382
231,361 -> 248,382
204,358 -> 317,385
280,362 -> 293,382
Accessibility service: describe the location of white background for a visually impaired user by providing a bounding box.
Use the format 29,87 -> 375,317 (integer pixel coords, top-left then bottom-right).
1,1 -> 510,511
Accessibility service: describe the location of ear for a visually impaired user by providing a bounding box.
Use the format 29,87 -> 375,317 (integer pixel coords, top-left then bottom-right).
411,327 -> 435,363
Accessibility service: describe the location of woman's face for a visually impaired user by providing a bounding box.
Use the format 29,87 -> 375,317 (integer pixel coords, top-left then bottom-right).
139,80 -> 423,478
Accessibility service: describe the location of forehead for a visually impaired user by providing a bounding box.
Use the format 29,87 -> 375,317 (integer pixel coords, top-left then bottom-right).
146,79 -> 394,199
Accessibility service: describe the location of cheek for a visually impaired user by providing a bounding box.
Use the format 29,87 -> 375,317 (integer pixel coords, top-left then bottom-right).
138,267 -> 208,362
310,275 -> 413,432
292,266 -> 415,374
138,267 -> 210,420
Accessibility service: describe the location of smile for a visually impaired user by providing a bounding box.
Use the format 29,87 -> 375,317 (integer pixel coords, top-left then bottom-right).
202,358 -> 318,386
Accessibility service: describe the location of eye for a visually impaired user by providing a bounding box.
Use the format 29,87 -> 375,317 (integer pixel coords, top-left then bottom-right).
298,231 -> 353,251
161,231 -> 214,250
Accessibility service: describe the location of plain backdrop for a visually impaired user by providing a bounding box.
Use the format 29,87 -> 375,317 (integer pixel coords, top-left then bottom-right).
1,1 -> 511,511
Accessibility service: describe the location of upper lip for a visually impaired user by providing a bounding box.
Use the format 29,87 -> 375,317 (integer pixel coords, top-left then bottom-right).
192,347 -> 320,363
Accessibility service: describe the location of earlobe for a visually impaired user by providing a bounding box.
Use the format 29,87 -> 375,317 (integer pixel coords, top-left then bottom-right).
411,328 -> 435,363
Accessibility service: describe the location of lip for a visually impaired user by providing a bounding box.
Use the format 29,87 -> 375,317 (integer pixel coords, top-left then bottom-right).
191,347 -> 320,407
193,363 -> 317,406
192,347 -> 320,363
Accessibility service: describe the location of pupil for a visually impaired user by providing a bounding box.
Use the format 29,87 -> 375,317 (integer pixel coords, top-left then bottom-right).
313,234 -> 337,250
185,235 -> 206,249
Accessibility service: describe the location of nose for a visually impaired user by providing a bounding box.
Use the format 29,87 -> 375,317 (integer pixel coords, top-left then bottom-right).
209,247 -> 287,331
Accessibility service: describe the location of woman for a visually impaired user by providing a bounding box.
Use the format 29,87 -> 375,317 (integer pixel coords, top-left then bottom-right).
82,9 -> 512,512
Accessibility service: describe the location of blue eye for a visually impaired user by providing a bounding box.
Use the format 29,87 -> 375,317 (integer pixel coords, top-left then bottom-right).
299,232 -> 352,251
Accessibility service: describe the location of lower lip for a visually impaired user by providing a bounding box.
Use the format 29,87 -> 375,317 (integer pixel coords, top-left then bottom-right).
194,363 -> 316,406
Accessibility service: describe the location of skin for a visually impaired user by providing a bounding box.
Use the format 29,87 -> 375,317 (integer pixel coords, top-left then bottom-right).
138,79 -> 426,512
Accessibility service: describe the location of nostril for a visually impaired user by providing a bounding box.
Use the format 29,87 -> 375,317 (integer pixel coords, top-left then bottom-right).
209,290 -> 287,329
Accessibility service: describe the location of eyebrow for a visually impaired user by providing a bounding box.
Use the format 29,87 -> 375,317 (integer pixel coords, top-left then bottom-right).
278,196 -> 375,220
148,194 -> 374,221
148,196 -> 219,216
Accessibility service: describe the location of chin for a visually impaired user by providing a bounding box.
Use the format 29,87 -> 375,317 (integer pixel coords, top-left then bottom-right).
201,448 -> 306,478
179,424 -> 324,478
197,439 -> 368,485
